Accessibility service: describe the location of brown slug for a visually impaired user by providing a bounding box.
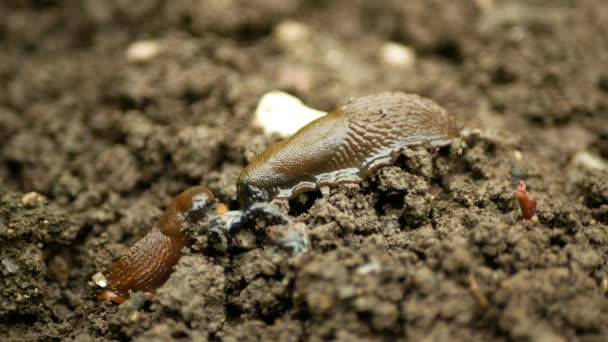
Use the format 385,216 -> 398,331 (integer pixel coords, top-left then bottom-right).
98,186 -> 225,304
237,92 -> 458,205
97,92 -> 458,304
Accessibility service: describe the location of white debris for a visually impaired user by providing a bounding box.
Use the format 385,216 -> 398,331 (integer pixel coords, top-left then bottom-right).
356,262 -> 382,275
21,191 -> 46,207
278,222 -> 309,256
92,272 -> 108,288
513,150 -> 523,162
2,258 -> 19,273
126,40 -> 161,63
379,42 -> 416,68
571,151 -> 608,171
253,91 -> 326,137
273,20 -> 311,47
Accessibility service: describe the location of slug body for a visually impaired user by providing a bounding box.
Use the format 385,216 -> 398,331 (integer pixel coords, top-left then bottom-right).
98,186 -> 220,304
237,92 -> 458,204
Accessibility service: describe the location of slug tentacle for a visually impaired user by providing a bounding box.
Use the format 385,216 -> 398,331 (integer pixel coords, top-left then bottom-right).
237,92 -> 458,205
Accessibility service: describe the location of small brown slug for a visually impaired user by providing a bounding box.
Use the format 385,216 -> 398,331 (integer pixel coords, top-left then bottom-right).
237,92 -> 458,205
98,186 -> 225,304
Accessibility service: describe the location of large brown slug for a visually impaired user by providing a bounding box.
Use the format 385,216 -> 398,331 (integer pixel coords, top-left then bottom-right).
237,92 -> 458,205
98,186 -> 222,304
97,92 -> 458,304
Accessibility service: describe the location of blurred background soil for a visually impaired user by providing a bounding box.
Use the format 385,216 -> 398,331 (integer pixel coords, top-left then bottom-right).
1,0 -> 607,341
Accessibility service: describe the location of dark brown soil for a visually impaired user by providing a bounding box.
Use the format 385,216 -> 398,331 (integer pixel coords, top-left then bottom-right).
1,1 -> 608,341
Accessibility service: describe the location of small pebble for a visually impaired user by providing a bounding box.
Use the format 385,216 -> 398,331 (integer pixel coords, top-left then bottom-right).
379,42 -> 416,68
276,222 -> 309,256
571,151 -> 608,171
273,20 -> 311,47
338,285 -> 355,299
129,311 -> 141,322
92,272 -> 108,288
513,150 -> 523,162
126,40 -> 161,63
356,262 -> 382,275
2,258 -> 19,273
21,192 -> 46,207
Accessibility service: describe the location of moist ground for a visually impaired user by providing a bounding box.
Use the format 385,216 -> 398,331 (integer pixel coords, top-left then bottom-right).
1,1 -> 607,341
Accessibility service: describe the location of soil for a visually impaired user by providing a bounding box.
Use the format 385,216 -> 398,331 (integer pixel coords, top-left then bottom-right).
1,0 -> 608,341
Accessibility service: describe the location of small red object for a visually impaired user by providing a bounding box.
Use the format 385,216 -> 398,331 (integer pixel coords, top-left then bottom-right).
514,181 -> 537,220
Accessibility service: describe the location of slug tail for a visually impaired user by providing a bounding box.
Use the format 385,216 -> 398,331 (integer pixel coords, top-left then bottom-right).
99,227 -> 188,303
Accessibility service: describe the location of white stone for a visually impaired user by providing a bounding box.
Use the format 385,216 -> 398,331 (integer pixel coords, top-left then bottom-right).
356,262 -> 382,275
379,42 -> 416,68
273,20 -> 311,46
253,91 -> 326,137
2,258 -> 19,273
126,40 -> 161,63
571,151 -> 608,171
21,191 -> 45,206
513,150 -> 523,162
92,272 -> 108,288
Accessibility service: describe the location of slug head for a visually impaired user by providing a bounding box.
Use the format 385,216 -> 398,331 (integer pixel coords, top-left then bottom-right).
236,180 -> 272,207
159,185 -> 217,236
